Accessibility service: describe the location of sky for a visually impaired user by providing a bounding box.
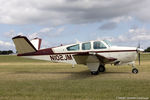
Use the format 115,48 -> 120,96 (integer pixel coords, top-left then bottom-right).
0,0 -> 150,51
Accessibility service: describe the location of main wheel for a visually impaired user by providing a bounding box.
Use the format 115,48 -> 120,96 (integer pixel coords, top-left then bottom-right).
91,71 -> 99,75
132,68 -> 138,74
98,65 -> 105,72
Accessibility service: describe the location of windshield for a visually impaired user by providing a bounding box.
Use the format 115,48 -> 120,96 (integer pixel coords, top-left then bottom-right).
93,41 -> 106,49
103,40 -> 112,47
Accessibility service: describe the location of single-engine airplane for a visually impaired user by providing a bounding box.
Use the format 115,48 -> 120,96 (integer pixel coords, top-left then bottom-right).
12,35 -> 144,75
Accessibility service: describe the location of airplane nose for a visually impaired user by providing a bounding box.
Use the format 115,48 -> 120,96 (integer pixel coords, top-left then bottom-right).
137,48 -> 144,52
136,47 -> 144,65
136,42 -> 144,52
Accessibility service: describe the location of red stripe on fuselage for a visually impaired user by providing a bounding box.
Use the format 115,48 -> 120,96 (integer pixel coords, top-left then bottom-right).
17,49 -> 136,56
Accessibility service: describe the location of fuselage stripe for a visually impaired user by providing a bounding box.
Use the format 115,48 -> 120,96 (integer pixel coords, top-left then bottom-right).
18,49 -> 137,56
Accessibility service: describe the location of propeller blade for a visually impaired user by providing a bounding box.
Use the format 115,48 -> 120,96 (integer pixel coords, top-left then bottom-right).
138,41 -> 140,48
138,52 -> 140,65
137,42 -> 141,65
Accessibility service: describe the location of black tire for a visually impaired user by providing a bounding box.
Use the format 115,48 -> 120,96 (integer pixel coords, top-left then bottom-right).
91,71 -> 99,75
132,68 -> 138,74
98,65 -> 105,72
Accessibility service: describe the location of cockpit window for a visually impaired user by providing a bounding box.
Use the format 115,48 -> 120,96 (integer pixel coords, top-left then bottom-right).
103,40 -> 112,47
82,42 -> 91,50
93,41 -> 106,49
67,44 -> 79,51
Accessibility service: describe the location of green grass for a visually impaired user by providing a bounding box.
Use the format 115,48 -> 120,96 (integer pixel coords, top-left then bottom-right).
0,55 -> 150,100
0,55 -> 47,62
140,53 -> 150,61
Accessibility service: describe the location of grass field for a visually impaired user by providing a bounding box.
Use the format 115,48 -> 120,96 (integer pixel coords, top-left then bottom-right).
0,54 -> 150,100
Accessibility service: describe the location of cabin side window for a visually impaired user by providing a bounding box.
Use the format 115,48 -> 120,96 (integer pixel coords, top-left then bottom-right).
67,44 -> 79,51
93,41 -> 106,49
82,42 -> 91,50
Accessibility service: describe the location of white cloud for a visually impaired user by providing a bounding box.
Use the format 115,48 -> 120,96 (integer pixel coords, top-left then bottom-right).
129,28 -> 147,35
28,32 -> 39,39
99,16 -> 133,30
4,30 -> 24,38
0,40 -> 13,47
56,27 -> 65,35
0,40 -> 14,50
108,27 -> 150,42
111,16 -> 133,23
39,27 -> 54,33
57,27 -> 64,33
128,28 -> 150,41
97,27 -> 150,48
133,0 -> 150,22
0,0 -> 149,25
4,30 -> 15,38
28,27 -> 65,40
3,26 -> 65,43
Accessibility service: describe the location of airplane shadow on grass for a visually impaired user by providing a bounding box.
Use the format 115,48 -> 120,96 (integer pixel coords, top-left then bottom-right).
14,70 -> 91,79
14,70 -> 131,79
104,72 -> 131,74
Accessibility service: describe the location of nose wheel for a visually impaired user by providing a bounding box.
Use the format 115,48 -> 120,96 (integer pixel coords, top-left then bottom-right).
132,64 -> 138,74
132,68 -> 138,74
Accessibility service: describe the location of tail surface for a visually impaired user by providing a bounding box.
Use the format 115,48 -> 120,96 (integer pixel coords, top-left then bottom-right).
12,35 -> 38,54
30,38 -> 42,50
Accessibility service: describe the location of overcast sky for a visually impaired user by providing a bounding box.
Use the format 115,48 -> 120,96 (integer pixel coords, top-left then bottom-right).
0,0 -> 150,51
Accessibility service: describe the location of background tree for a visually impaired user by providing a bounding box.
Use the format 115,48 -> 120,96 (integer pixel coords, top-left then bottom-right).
144,47 -> 150,52
0,50 -> 13,55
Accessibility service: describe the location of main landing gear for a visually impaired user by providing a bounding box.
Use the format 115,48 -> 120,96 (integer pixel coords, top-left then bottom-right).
132,64 -> 138,74
98,65 -> 106,72
91,65 -> 105,75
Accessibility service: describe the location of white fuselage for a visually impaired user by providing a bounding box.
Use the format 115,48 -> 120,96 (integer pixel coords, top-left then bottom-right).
24,40 -> 137,66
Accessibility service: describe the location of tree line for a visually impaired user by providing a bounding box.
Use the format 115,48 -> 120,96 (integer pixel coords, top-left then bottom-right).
144,47 -> 150,52
0,50 -> 13,55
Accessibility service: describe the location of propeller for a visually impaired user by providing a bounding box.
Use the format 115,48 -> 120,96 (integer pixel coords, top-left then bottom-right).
136,42 -> 144,65
138,42 -> 140,65
138,50 -> 140,65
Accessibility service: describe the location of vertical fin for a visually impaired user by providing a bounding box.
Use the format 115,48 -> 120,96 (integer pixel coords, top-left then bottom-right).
30,38 -> 42,50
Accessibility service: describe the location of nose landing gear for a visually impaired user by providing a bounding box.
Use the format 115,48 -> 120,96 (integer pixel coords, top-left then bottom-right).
132,64 -> 138,74
132,68 -> 138,74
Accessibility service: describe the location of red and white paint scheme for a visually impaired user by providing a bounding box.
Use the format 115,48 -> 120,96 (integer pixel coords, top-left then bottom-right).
30,38 -> 42,50
12,35 -> 144,75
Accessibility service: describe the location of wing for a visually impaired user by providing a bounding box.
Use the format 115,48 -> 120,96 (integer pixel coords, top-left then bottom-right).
73,52 -> 117,65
